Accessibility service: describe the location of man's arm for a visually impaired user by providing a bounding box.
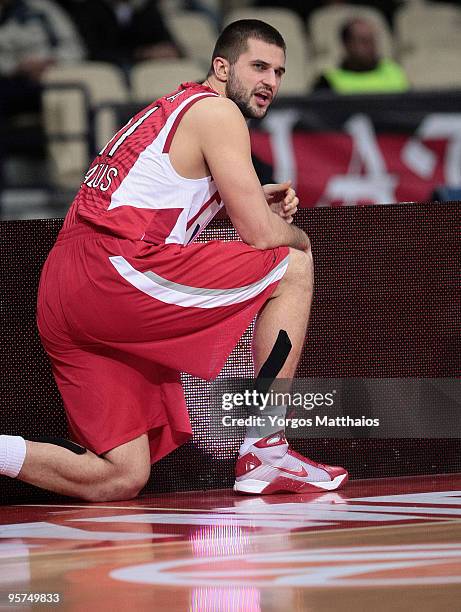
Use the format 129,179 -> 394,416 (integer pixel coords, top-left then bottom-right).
192,97 -> 309,251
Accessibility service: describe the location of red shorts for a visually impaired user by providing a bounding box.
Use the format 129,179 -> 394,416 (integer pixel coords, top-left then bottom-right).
36,222 -> 289,463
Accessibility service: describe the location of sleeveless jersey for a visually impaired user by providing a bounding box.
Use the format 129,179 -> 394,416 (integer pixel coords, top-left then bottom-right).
63,82 -> 223,245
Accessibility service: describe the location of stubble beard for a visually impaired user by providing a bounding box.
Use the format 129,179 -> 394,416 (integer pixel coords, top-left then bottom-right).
225,67 -> 267,120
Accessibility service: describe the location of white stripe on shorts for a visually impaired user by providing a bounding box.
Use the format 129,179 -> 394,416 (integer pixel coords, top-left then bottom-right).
109,254 -> 289,309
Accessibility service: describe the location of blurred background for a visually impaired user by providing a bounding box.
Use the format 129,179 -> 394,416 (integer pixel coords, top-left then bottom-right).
2,0 -> 461,219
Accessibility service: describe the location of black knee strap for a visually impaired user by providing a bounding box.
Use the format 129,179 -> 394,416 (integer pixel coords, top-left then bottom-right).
34,436 -> 88,455
256,329 -> 292,393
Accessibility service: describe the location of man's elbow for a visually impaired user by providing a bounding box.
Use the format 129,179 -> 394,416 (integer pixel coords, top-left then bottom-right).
244,236 -> 272,250
231,216 -> 275,250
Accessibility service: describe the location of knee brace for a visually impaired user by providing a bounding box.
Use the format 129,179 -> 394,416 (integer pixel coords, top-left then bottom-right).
256,329 -> 292,393
34,436 -> 87,455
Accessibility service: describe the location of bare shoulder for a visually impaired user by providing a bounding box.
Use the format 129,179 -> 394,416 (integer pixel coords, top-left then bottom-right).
186,95 -> 246,131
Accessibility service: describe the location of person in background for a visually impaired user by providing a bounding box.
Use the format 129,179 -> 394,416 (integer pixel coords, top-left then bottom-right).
181,0 -> 220,29
0,0 -> 84,110
68,0 -> 181,70
0,0 -> 84,83
313,17 -> 409,94
0,0 -> 85,197
251,0 -> 401,27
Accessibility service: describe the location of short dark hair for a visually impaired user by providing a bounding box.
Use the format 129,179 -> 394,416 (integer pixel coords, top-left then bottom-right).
209,19 -> 286,73
340,18 -> 368,45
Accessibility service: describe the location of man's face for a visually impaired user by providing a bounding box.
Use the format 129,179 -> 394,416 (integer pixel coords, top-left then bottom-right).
345,20 -> 379,67
225,38 -> 285,119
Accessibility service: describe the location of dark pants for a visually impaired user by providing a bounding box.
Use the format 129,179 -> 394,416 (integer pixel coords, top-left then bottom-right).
0,76 -> 43,193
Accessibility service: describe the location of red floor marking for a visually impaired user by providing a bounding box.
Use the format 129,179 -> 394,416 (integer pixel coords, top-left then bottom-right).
1,475 -> 461,605
0,474 -> 460,550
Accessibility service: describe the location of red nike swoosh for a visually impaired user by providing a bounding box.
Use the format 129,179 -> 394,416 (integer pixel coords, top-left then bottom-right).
274,465 -> 308,477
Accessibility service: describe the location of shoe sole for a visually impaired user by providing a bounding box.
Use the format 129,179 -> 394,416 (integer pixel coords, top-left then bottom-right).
234,473 -> 348,495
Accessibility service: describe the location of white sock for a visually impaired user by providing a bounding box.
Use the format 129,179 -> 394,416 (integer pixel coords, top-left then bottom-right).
0,436 -> 27,478
239,403 -> 288,456
238,437 -> 260,456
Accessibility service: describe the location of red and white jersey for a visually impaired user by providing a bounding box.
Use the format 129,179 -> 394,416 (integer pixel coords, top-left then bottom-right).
63,82 -> 223,245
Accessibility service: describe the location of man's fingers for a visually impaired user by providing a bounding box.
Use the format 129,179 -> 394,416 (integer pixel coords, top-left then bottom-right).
283,188 -> 297,204
283,196 -> 299,211
264,180 -> 291,195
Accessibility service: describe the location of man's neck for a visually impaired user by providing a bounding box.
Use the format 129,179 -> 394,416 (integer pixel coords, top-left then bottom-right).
341,58 -> 380,73
202,76 -> 226,97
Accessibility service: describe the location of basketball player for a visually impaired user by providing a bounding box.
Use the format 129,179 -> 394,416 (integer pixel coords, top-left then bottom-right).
0,20 -> 348,500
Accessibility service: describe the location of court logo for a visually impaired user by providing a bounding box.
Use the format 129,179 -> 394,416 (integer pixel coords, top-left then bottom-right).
110,543 -> 461,588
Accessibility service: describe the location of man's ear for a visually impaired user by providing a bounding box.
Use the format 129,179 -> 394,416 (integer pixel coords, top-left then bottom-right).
213,56 -> 230,83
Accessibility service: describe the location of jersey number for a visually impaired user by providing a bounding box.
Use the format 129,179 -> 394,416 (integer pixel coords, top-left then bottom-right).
99,105 -> 160,157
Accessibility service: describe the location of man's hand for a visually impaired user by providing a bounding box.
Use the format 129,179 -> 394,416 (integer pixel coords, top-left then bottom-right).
263,181 -> 299,224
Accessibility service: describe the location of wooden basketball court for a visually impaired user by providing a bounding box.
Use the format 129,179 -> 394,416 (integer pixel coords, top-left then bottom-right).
1,474 -> 460,610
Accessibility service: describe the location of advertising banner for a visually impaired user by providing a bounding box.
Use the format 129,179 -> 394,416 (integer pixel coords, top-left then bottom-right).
250,91 -> 461,206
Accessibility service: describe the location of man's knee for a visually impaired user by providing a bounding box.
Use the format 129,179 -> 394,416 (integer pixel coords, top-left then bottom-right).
84,433 -> 151,501
116,469 -> 151,500
83,464 -> 151,502
116,464 -> 151,499
284,247 -> 314,286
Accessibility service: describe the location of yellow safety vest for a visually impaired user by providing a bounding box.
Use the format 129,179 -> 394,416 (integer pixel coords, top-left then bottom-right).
325,59 -> 409,94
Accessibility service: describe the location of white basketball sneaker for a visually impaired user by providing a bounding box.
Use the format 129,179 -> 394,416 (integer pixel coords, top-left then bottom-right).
234,431 -> 348,495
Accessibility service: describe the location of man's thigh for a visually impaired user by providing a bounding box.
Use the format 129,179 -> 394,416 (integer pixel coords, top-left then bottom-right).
48,236 -> 289,377
103,433 -> 151,480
